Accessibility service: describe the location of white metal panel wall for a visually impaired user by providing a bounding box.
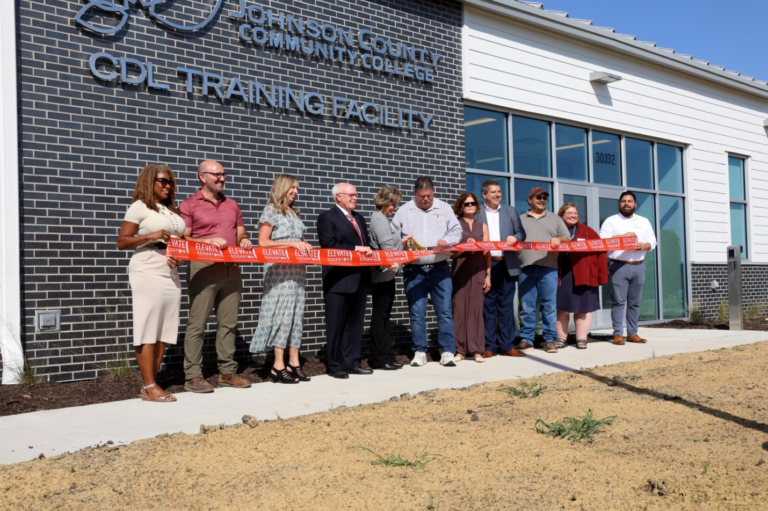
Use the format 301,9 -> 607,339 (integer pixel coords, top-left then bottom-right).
464,7 -> 768,264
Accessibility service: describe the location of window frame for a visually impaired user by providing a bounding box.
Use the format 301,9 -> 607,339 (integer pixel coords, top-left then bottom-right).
463,102 -> 689,322
727,154 -> 750,260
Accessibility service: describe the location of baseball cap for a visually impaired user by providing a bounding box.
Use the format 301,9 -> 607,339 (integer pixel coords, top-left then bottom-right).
528,187 -> 549,199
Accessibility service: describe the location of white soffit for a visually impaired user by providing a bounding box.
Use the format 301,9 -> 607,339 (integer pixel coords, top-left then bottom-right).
465,0 -> 768,101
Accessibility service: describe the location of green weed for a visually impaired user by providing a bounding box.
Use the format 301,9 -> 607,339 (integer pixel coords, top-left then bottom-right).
358,445 -> 440,469
744,302 -> 765,320
499,377 -> 546,399
13,359 -> 43,388
105,351 -> 133,377
688,300 -> 704,325
535,409 -> 617,443
716,299 -> 728,324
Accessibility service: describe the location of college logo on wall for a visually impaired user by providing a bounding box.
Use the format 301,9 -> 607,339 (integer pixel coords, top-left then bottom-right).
73,0 -> 439,133
75,0 -> 223,34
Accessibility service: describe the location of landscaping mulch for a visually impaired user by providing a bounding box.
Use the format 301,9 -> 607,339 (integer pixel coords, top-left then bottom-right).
0,354 -> 408,418
3,320 -> 764,418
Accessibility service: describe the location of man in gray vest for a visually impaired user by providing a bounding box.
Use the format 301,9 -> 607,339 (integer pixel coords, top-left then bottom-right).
476,180 -> 527,358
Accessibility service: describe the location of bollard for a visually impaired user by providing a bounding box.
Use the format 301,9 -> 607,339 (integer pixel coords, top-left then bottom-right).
727,245 -> 742,331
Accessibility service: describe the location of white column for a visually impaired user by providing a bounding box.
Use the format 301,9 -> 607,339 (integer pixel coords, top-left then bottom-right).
0,1 -> 23,384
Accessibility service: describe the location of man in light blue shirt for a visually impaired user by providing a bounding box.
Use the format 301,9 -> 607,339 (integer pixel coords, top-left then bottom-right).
391,177 -> 462,367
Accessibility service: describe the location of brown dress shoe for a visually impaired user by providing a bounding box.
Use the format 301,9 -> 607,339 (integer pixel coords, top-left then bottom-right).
184,376 -> 215,393
218,373 -> 252,388
626,334 -> 647,344
502,348 -> 526,357
483,351 -> 497,358
612,335 -> 625,345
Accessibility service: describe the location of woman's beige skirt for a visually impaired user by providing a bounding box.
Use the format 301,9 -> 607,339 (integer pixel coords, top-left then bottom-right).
128,247 -> 181,346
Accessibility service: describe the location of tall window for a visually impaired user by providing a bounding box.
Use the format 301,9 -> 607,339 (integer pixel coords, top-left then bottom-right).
463,106 -> 688,321
465,106 -> 509,201
728,156 -> 748,259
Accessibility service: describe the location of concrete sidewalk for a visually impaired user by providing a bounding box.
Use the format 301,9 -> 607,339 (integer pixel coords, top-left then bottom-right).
1,328 -> 765,465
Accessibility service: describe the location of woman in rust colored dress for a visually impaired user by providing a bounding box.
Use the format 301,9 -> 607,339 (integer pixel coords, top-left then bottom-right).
451,193 -> 491,363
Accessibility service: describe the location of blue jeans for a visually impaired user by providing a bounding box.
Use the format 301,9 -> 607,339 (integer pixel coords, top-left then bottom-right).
518,265 -> 558,345
403,263 -> 455,354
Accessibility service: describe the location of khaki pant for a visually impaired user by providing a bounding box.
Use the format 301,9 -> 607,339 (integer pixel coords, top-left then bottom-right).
183,261 -> 243,380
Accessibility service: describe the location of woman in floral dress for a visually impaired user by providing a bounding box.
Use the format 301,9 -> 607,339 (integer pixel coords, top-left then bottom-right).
250,174 -> 313,383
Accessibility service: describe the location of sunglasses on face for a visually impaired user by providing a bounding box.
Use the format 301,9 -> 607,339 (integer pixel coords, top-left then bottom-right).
534,195 -> 548,200
203,172 -> 227,179
155,177 -> 173,187
463,201 -> 477,207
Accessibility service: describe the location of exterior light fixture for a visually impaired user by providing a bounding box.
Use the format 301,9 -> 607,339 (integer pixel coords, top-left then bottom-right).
589,71 -> 622,84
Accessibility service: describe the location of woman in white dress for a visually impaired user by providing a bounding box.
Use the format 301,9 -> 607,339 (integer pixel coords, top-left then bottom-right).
117,164 -> 185,402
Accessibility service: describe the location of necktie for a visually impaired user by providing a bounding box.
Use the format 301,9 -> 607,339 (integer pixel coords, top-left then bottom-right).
346,213 -> 364,243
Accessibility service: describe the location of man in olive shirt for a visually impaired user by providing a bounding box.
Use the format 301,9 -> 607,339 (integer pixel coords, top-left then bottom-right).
517,187 -> 569,354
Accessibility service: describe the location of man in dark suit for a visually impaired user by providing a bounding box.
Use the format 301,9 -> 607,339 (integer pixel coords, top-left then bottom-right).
476,179 -> 527,358
317,182 -> 374,379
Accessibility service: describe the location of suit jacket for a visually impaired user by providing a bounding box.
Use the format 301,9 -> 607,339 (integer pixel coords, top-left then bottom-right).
476,203 -> 526,276
317,206 -> 371,294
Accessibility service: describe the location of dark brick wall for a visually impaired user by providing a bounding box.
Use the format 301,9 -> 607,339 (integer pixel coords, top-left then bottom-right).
691,264 -> 768,320
15,0 -> 463,380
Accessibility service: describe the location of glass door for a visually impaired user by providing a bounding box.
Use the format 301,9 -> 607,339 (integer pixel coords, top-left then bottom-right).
558,184 -> 621,330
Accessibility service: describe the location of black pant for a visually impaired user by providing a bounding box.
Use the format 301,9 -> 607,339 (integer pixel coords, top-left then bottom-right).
323,285 -> 367,373
369,280 -> 396,366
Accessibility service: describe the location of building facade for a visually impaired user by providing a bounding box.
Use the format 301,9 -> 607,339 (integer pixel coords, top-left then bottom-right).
1,0 -> 767,382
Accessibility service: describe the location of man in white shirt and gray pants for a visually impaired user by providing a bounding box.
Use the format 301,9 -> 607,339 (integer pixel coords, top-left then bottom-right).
599,191 -> 657,345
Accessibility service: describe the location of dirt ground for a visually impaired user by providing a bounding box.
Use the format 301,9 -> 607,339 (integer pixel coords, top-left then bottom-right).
1,342 -> 767,510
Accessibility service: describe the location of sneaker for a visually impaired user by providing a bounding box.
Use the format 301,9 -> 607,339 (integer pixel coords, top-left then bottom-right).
410,351 -> 428,367
439,352 -> 456,367
184,376 -> 215,393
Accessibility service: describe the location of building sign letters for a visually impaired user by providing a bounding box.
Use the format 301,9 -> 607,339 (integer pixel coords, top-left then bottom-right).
75,0 -> 440,133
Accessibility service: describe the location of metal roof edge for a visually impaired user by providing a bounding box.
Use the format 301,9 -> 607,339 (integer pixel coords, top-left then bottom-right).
463,0 -> 768,101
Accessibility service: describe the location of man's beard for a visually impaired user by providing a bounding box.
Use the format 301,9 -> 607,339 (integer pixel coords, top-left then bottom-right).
620,206 -> 636,217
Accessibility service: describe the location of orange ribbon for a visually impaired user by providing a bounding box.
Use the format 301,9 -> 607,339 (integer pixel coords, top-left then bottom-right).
166,237 -> 637,266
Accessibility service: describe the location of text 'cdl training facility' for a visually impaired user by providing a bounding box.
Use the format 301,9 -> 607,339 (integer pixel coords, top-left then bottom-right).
1,0 -> 766,382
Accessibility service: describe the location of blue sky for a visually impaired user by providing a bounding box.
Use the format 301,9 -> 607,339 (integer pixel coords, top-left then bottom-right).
530,0 -> 768,81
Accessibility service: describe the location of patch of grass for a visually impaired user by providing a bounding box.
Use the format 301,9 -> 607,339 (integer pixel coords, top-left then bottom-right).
499,376 -> 546,399
716,299 -> 729,324
358,445 -> 440,469
702,461 -> 709,475
13,360 -> 43,388
427,495 -> 441,510
688,300 -> 704,325
535,409 -> 617,443
105,351 -> 133,377
744,302 -> 765,320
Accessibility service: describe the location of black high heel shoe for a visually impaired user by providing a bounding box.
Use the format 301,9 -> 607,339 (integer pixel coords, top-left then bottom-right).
287,363 -> 311,382
270,367 -> 299,384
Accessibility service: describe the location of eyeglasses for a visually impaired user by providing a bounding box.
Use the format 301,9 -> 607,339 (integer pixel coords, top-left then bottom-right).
534,195 -> 548,200
155,177 -> 173,187
463,201 -> 477,207
338,192 -> 358,197
203,172 -> 227,180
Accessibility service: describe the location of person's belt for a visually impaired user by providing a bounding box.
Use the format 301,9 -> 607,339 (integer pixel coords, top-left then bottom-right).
153,242 -> 167,249
410,261 -> 448,269
491,256 -> 505,261
610,259 -> 643,266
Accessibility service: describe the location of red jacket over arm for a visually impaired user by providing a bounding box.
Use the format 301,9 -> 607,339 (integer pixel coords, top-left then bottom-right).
561,223 -> 608,287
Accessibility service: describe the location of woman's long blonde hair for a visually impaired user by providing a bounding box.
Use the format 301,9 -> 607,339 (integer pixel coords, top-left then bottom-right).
132,164 -> 178,213
268,173 -> 299,215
